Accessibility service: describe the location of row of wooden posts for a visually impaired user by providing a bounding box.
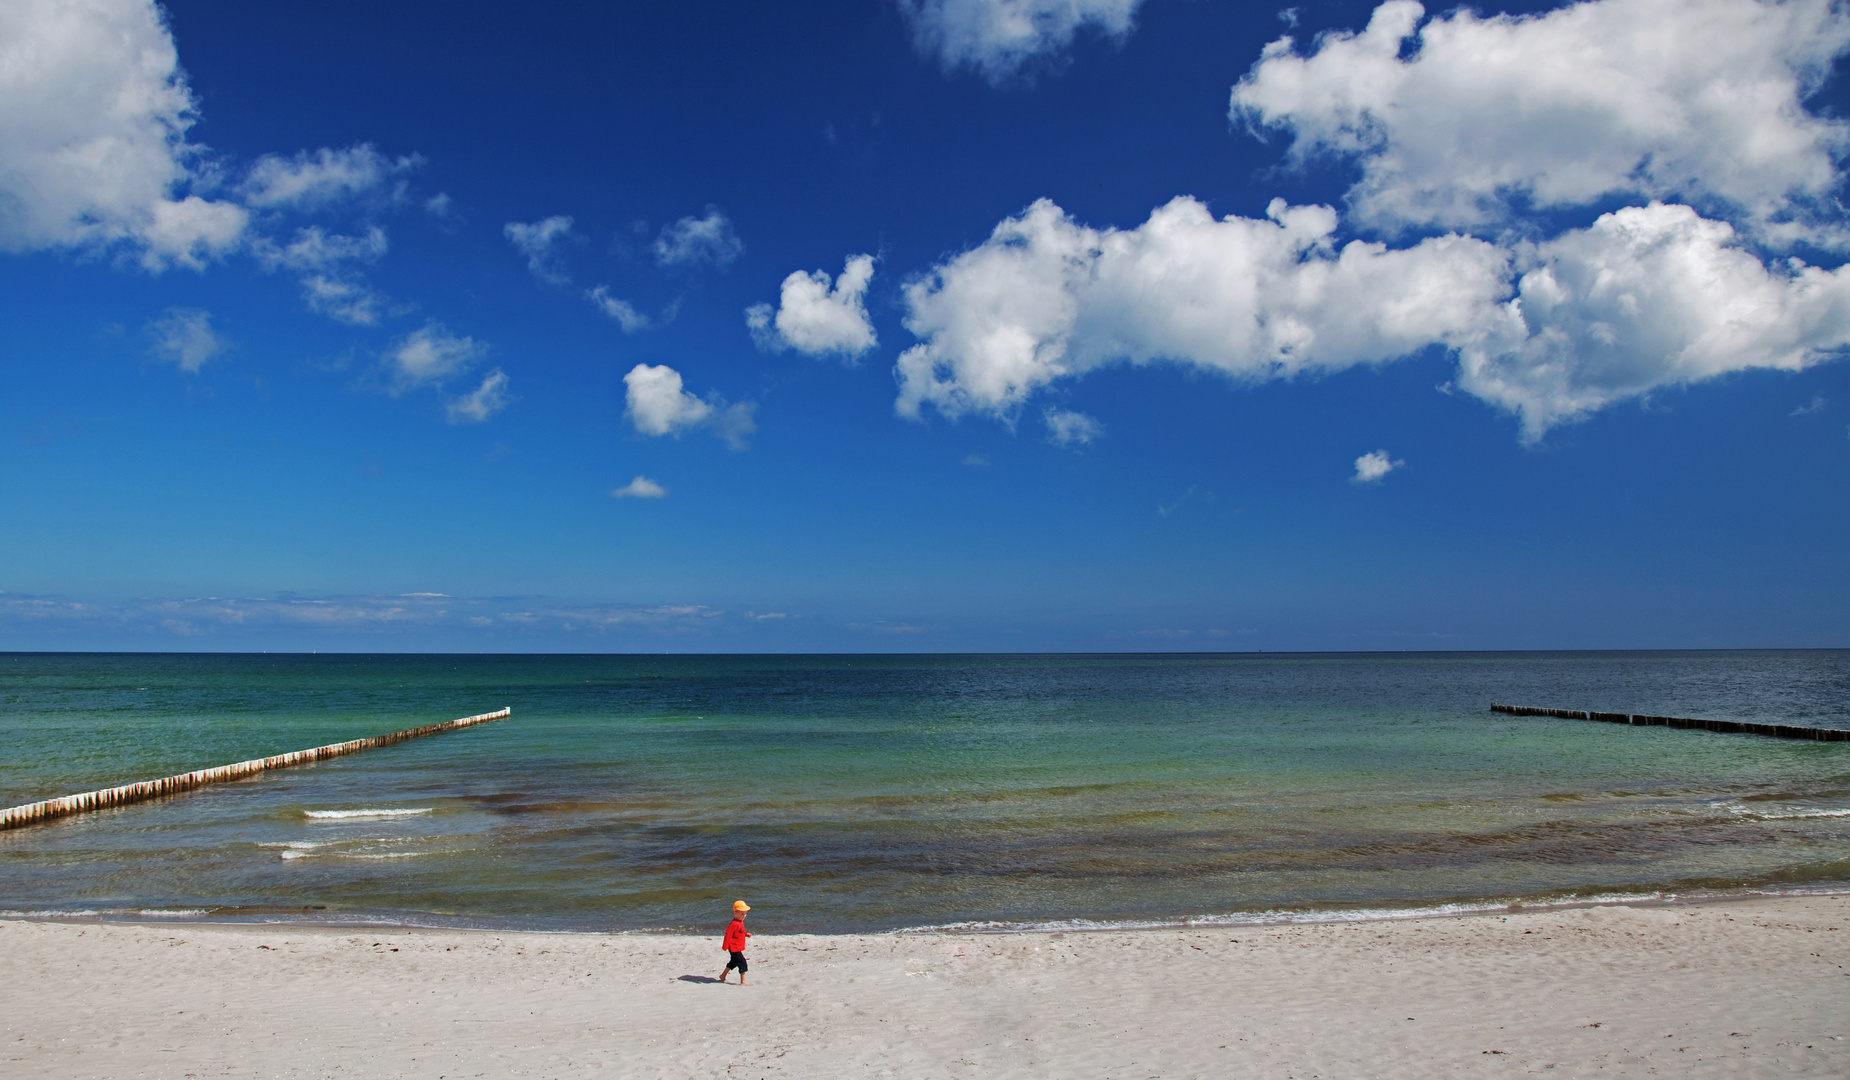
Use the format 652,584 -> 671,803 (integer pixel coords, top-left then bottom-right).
0,707 -> 510,831
1490,703 -> 1850,741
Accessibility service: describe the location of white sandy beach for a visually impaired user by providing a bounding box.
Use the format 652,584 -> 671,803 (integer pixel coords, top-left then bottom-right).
4,894 -> 1847,1079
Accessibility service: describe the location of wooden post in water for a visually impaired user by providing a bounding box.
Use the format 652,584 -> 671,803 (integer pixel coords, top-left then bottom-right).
0,707 -> 510,831
1489,703 -> 1849,742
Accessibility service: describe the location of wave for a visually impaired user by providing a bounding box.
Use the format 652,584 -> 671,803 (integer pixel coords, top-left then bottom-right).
896,890 -> 1688,935
280,849 -> 434,861
0,909 -> 102,918
1718,802 -> 1850,821
303,808 -> 433,819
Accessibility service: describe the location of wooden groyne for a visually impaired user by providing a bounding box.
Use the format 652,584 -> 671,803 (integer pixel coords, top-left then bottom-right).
0,707 -> 510,831
1490,703 -> 1849,741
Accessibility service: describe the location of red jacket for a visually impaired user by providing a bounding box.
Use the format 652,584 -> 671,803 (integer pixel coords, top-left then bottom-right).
723,919 -> 750,952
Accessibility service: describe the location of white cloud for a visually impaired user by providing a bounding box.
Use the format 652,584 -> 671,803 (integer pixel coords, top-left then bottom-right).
898,0 -> 1143,82
748,254 -> 878,358
1232,0 -> 1850,242
1044,407 -> 1102,445
1792,395 -> 1828,415
611,475 -> 667,499
653,208 -> 743,267
445,369 -> 511,423
1459,202 -> 1850,439
896,196 -> 1516,421
387,323 -> 487,393
588,285 -> 650,332
622,363 -> 757,449
1351,449 -> 1402,483
255,225 -> 388,272
253,226 -> 390,324
0,0 -> 248,269
241,144 -> 414,209
138,196 -> 248,270
897,196 -> 1850,440
504,215 -> 575,283
623,363 -> 711,433
300,275 -> 385,325
145,307 -> 222,372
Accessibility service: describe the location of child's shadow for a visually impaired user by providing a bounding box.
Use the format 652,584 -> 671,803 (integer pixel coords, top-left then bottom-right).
678,975 -> 724,983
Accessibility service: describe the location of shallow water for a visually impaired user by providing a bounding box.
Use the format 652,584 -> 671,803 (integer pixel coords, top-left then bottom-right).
2,651 -> 1847,932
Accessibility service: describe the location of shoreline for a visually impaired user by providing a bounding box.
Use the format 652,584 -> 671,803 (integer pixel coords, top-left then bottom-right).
7,881 -> 1848,937
5,891 -> 1846,1078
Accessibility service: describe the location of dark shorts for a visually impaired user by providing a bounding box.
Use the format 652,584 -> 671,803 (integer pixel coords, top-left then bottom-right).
725,951 -> 748,972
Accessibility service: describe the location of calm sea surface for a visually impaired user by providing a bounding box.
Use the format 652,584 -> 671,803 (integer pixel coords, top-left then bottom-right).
2,651 -> 1847,933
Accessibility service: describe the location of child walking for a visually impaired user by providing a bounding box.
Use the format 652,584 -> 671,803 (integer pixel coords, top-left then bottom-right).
719,900 -> 751,985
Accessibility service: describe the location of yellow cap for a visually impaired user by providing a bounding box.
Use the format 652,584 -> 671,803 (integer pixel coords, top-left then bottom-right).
733,900 -> 751,912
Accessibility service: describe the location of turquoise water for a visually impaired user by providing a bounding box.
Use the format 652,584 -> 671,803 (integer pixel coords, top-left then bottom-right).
2,651 -> 1848,932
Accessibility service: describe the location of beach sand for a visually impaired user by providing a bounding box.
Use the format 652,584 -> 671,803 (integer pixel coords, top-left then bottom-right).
3,894 -> 1846,1079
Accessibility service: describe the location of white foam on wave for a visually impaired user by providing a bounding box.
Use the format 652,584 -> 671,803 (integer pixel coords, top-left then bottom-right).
140,909 -> 209,917
303,808 -> 433,819
1718,801 -> 1850,821
0,909 -> 102,918
274,837 -> 436,861
280,849 -> 434,861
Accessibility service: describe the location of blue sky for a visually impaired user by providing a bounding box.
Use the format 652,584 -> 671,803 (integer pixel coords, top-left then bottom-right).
2,0 -> 1848,651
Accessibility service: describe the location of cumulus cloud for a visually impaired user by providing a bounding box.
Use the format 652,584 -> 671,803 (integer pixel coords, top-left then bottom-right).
653,208 -> 743,267
587,285 -> 650,332
0,0 -> 248,269
896,196 -> 1850,440
1232,0 -> 1850,242
622,363 -> 756,449
145,307 -> 222,372
611,475 -> 667,499
445,369 -> 511,423
1351,449 -> 1402,483
1461,202 -> 1850,438
241,144 -> 415,210
899,0 -> 1143,82
896,196 -> 1516,420
1044,407 -> 1103,445
746,254 -> 877,358
387,322 -> 487,393
504,215 -> 575,283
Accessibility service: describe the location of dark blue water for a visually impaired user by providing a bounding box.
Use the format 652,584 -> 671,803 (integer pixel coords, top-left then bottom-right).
2,651 -> 1847,932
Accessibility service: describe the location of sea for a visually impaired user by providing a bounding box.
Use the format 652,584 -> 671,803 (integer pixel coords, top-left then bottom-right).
2,651 -> 1847,934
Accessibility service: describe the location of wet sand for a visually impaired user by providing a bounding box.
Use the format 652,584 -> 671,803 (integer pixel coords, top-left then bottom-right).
3,893 -> 1847,1078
